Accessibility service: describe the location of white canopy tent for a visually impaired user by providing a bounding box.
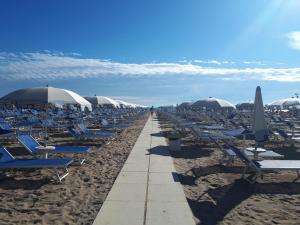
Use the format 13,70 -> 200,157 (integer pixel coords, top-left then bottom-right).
191,97 -> 236,110
269,98 -> 300,109
0,86 -> 92,111
84,96 -> 120,108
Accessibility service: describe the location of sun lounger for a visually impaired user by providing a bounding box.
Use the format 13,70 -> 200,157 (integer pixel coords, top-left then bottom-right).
0,146 -> 73,182
68,126 -> 114,138
230,145 -> 300,183
212,139 -> 283,165
17,134 -> 91,164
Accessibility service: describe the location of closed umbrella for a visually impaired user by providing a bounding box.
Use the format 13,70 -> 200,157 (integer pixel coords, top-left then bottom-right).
253,86 -> 269,143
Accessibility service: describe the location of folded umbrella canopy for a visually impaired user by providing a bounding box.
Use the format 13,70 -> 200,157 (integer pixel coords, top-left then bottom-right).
253,86 -> 269,143
0,86 -> 92,111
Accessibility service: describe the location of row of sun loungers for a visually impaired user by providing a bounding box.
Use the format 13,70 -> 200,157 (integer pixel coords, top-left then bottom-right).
0,107 -> 146,181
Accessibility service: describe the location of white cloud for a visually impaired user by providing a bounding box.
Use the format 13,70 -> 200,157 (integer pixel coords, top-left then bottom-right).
243,61 -> 266,66
193,60 -> 235,65
287,31 -> 300,50
0,51 -> 300,82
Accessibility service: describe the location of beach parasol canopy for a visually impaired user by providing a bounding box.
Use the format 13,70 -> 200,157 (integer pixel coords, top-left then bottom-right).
116,100 -> 134,108
177,102 -> 193,109
84,96 -> 120,108
0,86 -> 92,111
252,86 -> 268,142
269,98 -> 300,109
236,102 -> 254,111
191,97 -> 235,110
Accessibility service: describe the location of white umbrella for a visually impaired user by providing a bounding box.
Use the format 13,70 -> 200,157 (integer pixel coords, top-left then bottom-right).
192,97 -> 235,110
252,86 -> 268,143
0,86 -> 92,111
269,98 -> 300,109
116,100 -> 132,108
84,96 -> 120,108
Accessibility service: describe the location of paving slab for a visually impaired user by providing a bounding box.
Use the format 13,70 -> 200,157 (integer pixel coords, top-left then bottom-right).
145,202 -> 195,225
106,183 -> 147,202
92,201 -> 145,225
114,171 -> 148,184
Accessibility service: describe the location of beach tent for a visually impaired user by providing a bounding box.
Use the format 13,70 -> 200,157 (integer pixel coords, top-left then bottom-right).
84,96 -> 120,108
0,86 -> 92,111
269,98 -> 300,109
191,97 -> 236,110
252,86 -> 268,143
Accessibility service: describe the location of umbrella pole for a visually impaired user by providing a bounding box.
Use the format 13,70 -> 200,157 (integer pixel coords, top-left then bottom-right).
45,104 -> 48,147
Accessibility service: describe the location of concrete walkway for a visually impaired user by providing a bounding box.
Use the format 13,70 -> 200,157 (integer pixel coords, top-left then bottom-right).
92,115 -> 195,225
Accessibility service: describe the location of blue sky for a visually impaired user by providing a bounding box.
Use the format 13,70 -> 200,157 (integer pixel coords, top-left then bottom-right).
1,0 -> 300,106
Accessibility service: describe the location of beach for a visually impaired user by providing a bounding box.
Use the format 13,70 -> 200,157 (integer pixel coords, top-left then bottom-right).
158,115 -> 300,225
0,113 -> 148,225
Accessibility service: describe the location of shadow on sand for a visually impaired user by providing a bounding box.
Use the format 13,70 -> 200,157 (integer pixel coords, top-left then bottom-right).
188,179 -> 300,225
0,176 -> 51,190
171,145 -> 214,159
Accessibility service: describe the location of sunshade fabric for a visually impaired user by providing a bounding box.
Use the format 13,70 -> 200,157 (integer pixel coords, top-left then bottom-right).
192,97 -> 235,109
252,86 -> 268,142
0,87 -> 92,111
269,98 -> 300,109
84,96 -> 120,108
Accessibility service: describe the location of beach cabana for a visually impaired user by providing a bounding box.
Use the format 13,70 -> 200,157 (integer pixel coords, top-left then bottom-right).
84,96 -> 120,109
0,86 -> 92,111
191,97 -> 235,111
269,98 -> 300,109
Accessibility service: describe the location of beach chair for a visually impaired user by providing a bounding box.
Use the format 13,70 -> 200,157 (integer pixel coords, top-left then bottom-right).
17,134 -> 91,164
230,145 -> 300,183
211,138 -> 283,165
68,126 -> 114,138
0,146 -> 73,182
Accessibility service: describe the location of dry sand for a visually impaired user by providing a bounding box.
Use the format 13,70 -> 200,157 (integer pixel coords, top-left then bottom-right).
0,114 -> 148,225
158,115 -> 300,225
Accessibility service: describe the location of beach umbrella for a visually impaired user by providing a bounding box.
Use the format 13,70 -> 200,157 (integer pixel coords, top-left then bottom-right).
191,97 -> 235,110
178,102 -> 193,109
269,98 -> 300,109
84,96 -> 120,108
236,102 -> 254,111
0,86 -> 92,111
252,86 -> 268,143
116,100 -> 132,108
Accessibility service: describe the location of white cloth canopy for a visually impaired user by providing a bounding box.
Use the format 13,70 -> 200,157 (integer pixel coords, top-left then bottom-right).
269,98 -> 300,109
192,97 -> 235,110
0,86 -> 92,111
84,96 -> 120,108
116,100 -> 135,108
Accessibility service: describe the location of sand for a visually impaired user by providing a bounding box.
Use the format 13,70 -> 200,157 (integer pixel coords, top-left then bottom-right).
158,114 -> 300,225
0,114 -> 148,225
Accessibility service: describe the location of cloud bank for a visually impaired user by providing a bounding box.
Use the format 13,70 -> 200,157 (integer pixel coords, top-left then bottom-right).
0,51 -> 300,82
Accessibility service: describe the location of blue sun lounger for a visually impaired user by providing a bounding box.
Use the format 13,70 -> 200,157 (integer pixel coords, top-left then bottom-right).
68,126 -> 114,138
17,134 -> 91,164
0,147 -> 73,182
